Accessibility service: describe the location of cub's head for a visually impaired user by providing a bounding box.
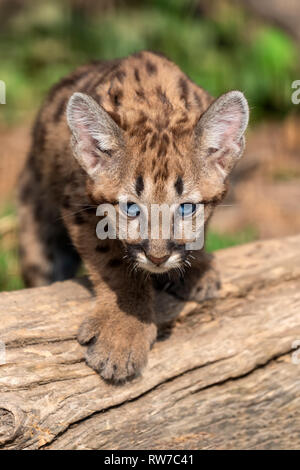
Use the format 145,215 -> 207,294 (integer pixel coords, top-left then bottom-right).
67,89 -> 249,274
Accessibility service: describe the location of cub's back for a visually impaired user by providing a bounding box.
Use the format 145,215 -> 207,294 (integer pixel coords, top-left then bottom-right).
32,51 -> 212,166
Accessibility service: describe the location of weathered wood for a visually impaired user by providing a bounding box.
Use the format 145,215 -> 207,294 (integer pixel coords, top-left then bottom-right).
0,235 -> 300,450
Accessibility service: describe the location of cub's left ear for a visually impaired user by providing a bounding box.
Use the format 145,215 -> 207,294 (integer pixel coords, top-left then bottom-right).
195,91 -> 249,179
66,92 -> 124,179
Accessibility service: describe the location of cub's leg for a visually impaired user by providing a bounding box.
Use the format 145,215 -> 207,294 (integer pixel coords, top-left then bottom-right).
18,162 -> 80,287
166,251 -> 221,302
63,214 -> 157,382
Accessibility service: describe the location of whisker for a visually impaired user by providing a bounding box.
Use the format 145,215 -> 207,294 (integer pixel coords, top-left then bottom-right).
68,203 -> 98,208
56,206 -> 98,221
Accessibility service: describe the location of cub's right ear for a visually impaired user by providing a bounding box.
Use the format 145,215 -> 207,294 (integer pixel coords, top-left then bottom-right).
195,90 -> 249,180
67,92 -> 124,178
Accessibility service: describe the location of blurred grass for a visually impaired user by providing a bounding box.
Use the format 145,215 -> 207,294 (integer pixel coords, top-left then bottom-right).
205,227 -> 257,252
0,205 -> 24,291
0,246 -> 24,291
0,206 -> 257,292
0,0 -> 299,124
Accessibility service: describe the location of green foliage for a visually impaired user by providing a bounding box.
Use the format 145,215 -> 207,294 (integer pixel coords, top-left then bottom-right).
0,205 -> 24,291
0,246 -> 24,291
0,0 -> 299,124
205,227 -> 257,252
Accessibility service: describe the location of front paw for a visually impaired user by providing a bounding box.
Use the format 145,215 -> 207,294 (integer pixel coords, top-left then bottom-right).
191,268 -> 221,302
166,267 -> 221,302
78,315 -> 157,382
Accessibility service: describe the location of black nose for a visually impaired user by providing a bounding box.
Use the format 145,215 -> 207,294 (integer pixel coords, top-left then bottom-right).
147,254 -> 169,266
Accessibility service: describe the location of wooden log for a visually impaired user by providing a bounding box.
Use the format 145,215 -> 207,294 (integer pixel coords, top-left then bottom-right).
0,235 -> 300,450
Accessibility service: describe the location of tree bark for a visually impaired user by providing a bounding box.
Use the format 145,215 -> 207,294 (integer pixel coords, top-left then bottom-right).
0,235 -> 300,450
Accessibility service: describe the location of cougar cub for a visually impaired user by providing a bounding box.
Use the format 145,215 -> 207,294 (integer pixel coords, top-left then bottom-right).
18,51 -> 249,382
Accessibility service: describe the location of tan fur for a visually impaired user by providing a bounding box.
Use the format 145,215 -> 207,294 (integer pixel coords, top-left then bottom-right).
18,51 -> 248,382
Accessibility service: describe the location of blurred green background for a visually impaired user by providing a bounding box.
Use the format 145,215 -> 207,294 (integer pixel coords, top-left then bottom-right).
1,0 -> 299,124
0,0 -> 300,291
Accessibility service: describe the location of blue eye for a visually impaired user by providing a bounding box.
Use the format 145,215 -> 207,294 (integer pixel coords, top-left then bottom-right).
178,203 -> 197,217
124,202 -> 141,217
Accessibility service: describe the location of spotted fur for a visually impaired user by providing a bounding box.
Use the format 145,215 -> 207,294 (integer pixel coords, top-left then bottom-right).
18,51 -> 249,382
